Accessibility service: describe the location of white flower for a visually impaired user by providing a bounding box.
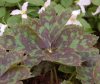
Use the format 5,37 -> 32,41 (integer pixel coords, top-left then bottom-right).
0,23 -> 7,36
38,0 -> 51,14
76,0 -> 91,13
92,6 -> 100,15
10,2 -> 28,19
65,10 -> 82,26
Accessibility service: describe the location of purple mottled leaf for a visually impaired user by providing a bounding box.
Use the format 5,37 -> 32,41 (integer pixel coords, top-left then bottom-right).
42,48 -> 81,66
76,51 -> 100,84
23,49 -> 43,68
0,46 -> 27,77
62,25 -> 98,51
23,10 -> 98,67
0,66 -> 31,84
93,58 -> 100,84
0,35 -> 16,50
0,8 -> 98,84
20,34 -> 36,53
16,81 -> 23,84
76,67 -> 95,84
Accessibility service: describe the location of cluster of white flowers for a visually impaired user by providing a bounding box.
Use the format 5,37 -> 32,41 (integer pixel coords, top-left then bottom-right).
66,0 -> 100,26
0,0 -> 51,36
0,0 -> 100,36
76,0 -> 100,15
0,2 -> 28,36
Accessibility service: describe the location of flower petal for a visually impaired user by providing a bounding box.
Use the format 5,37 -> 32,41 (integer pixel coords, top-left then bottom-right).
65,20 -> 73,25
79,5 -> 85,13
10,9 -> 21,15
65,20 -> 82,26
76,0 -> 91,6
22,14 -> 27,19
38,0 -> 51,14
22,2 -> 28,11
44,0 -> 51,8
92,6 -> 100,16
38,7 -> 45,14
74,20 -> 82,26
0,23 -> 7,36
76,0 -> 91,13
72,9 -> 81,15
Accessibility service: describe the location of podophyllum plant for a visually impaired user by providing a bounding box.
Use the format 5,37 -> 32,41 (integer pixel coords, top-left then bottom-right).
0,8 -> 100,84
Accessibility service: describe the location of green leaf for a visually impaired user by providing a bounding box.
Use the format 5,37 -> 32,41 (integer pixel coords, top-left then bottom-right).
5,3 -> 17,7
92,0 -> 100,6
78,18 -> 93,33
3,0 -> 21,3
0,0 -> 5,6
98,22 -> 100,32
59,65 -> 75,73
54,4 -> 65,15
61,80 -> 72,84
60,0 -> 73,8
70,40 -> 79,49
27,0 -> 44,6
0,7 -> 6,18
7,16 -> 21,27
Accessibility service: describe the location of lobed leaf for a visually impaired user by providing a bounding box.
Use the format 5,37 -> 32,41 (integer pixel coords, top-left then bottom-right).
76,66 -> 95,84
0,46 -> 27,77
93,58 -> 100,84
0,66 -> 31,84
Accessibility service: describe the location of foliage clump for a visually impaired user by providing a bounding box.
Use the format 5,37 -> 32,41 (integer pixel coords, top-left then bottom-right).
0,8 -> 100,84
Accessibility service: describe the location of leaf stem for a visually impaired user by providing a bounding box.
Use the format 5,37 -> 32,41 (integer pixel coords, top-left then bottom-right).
68,71 -> 76,81
53,67 -> 59,84
50,69 -> 54,84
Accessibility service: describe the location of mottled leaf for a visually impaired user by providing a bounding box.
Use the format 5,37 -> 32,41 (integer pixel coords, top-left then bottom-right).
76,67 -> 95,84
0,46 -> 27,77
0,66 -> 31,84
25,9 -> 98,66
93,58 -> 100,84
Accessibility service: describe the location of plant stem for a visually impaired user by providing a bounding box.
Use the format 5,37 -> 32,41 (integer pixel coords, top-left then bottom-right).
53,67 -> 59,84
68,71 -> 76,81
50,69 -> 54,84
